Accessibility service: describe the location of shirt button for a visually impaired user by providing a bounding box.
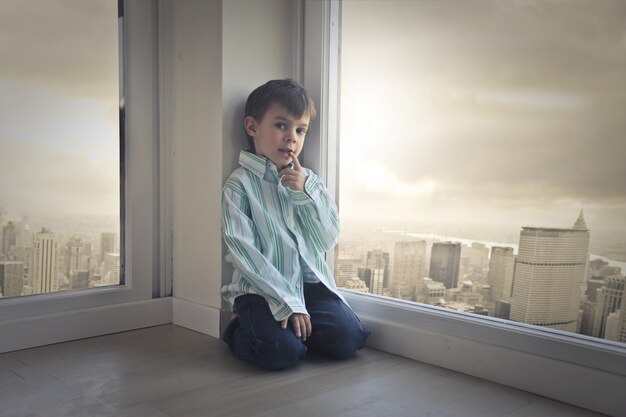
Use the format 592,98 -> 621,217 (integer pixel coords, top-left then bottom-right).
296,282 -> 301,289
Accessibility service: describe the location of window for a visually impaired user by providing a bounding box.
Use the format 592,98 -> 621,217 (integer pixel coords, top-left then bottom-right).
0,1 -> 163,353
336,0 -> 626,345
0,0 -> 121,298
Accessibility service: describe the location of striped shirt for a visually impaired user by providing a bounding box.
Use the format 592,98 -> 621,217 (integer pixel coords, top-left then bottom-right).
221,150 -> 347,321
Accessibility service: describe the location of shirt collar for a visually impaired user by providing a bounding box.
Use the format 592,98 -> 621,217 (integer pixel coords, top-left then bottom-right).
239,150 -> 277,179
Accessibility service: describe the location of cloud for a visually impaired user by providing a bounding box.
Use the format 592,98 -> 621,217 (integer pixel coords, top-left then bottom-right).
340,0 -> 626,236
341,0 -> 626,203
0,0 -> 119,101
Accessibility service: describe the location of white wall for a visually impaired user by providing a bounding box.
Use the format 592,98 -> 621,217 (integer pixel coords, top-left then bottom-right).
170,0 -> 299,337
169,0 -> 223,334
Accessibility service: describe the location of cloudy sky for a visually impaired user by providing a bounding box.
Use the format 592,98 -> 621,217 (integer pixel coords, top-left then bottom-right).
339,0 -> 626,241
0,0 -> 119,217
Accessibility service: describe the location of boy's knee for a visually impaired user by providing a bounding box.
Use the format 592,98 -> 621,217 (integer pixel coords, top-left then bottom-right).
250,334 -> 307,370
330,326 -> 370,359
312,319 -> 370,360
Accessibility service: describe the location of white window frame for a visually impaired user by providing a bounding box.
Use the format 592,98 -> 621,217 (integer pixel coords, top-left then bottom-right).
303,1 -> 626,415
0,0 -> 171,353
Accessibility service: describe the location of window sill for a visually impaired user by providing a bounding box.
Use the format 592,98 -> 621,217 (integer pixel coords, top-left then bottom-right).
340,289 -> 626,416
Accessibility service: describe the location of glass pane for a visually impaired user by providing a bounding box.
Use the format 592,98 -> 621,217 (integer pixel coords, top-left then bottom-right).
0,0 -> 121,297
337,0 -> 626,344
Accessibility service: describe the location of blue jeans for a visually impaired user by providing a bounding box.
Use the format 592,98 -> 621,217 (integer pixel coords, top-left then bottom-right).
222,282 -> 371,370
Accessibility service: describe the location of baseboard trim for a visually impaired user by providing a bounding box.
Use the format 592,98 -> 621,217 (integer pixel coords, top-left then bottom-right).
0,297 -> 173,354
343,291 -> 626,417
172,296 -> 221,338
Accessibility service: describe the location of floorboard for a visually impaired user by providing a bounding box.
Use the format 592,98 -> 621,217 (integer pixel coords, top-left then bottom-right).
0,324 -> 608,417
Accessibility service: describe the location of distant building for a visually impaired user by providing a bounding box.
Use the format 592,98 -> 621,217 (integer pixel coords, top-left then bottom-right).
592,273 -> 624,339
102,253 -> 120,285
460,243 -> 489,283
65,236 -> 83,278
429,242 -> 461,290
390,240 -> 427,301
31,228 -> 59,294
366,249 -> 390,289
335,258 -> 362,288
510,211 -> 590,333
369,267 -> 385,295
494,300 -> 511,320
586,278 -> 606,303
487,246 -> 515,302
2,222 -> 18,255
589,258 -> 609,277
357,267 -> 371,290
0,261 -> 24,297
443,301 -> 489,316
100,232 -> 117,264
416,277 -> 445,305
579,298 -> 597,336
70,270 -> 90,290
343,277 -> 369,293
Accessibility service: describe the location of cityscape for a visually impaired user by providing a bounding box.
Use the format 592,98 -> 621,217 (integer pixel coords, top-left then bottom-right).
0,209 -> 120,297
334,211 -> 626,345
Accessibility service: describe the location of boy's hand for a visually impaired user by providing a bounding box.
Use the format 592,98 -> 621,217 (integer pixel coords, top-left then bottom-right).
280,313 -> 312,341
279,152 -> 307,192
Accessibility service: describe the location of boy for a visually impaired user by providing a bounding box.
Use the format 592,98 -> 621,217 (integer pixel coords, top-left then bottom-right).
221,79 -> 370,370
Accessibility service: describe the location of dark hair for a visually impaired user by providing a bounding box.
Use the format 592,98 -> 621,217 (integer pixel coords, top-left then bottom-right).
244,79 -> 316,149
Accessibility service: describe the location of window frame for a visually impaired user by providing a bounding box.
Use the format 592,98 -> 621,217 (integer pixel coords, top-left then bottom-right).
304,1 -> 626,415
0,0 -> 166,340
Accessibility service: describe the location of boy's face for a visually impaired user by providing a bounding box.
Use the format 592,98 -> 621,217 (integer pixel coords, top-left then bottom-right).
245,103 -> 310,168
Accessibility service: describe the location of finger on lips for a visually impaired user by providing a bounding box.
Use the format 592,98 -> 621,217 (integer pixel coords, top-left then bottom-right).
289,151 -> 302,171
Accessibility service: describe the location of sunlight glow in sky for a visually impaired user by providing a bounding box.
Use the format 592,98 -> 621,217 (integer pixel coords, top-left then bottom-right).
339,0 -> 626,241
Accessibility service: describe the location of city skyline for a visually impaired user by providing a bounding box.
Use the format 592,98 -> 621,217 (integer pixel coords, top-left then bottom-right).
336,211 -> 626,344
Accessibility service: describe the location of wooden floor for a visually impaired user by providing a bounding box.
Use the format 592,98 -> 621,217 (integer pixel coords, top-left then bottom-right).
0,325 -> 606,417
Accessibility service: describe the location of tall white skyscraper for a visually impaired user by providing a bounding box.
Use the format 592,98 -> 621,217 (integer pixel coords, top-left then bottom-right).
510,212 -> 590,333
31,228 -> 59,294
487,246 -> 516,302
390,240 -> 427,301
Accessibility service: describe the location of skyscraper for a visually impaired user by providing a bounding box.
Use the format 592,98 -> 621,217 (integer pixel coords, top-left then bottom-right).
487,246 -> 515,302
369,267 -> 385,295
335,257 -> 362,288
429,242 -> 461,290
2,221 -> 18,256
416,277 -> 446,304
100,232 -> 117,263
510,212 -> 590,333
102,252 -> 121,285
591,272 -> 624,338
70,270 -> 90,290
0,261 -> 24,297
31,228 -> 59,294
65,236 -> 83,278
390,240 -> 426,301
366,249 -> 390,289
